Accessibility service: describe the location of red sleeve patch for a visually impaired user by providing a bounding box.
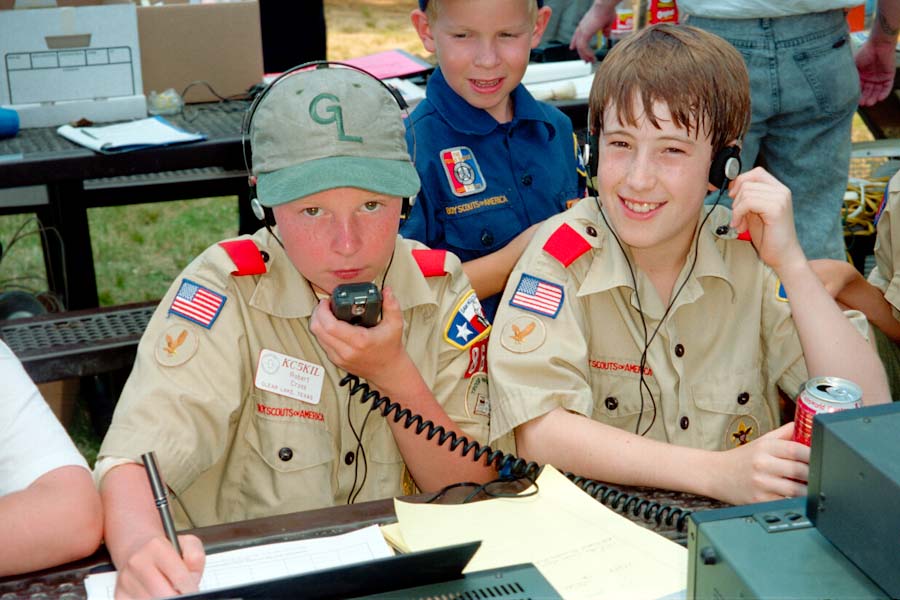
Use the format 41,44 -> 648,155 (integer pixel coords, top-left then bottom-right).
218,239 -> 267,276
542,223 -> 591,267
412,249 -> 448,277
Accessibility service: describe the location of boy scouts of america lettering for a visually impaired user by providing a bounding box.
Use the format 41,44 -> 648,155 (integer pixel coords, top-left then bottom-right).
309,93 -> 363,143
254,348 -> 326,405
444,195 -> 508,216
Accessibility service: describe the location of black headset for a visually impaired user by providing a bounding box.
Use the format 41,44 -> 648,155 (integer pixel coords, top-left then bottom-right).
241,61 -> 417,234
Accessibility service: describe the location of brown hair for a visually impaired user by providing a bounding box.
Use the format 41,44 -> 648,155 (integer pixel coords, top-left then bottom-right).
589,23 -> 750,154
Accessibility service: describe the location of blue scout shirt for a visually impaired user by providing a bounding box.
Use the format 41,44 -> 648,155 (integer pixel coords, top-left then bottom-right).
401,67 -> 585,321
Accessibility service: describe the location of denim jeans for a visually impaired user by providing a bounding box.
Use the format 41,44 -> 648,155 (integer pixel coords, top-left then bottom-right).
690,10 -> 859,260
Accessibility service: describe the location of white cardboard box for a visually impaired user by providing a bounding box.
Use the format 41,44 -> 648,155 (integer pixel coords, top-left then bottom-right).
0,3 -> 146,128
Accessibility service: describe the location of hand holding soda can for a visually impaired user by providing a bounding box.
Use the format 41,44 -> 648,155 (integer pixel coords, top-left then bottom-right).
792,376 -> 862,446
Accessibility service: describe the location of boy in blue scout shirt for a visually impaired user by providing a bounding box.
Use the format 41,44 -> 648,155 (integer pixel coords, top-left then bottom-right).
488,24 -> 890,506
95,66 -> 496,599
403,0 -> 586,321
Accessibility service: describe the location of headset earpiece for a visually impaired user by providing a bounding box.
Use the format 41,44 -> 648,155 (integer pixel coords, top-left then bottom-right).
400,194 -> 417,220
587,130 -> 599,182
709,145 -> 742,190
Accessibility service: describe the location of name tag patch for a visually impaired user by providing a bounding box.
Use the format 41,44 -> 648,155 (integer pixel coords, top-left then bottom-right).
254,349 -> 325,405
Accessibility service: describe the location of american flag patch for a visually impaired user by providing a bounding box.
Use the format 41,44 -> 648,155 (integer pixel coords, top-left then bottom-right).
509,274 -> 564,318
168,279 -> 226,328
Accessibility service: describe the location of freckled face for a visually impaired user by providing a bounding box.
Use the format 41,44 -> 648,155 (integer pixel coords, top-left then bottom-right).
273,187 -> 401,294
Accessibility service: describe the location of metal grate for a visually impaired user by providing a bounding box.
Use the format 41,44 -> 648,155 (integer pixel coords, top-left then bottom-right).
0,305 -> 155,355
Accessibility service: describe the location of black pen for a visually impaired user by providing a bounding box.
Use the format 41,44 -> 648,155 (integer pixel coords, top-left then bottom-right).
141,451 -> 183,557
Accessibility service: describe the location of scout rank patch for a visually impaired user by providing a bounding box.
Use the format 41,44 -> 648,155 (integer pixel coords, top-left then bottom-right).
500,314 -> 546,353
509,274 -> 564,318
169,279 -> 226,328
440,146 -> 486,197
444,291 -> 491,350
725,414 -> 760,448
155,324 -> 199,367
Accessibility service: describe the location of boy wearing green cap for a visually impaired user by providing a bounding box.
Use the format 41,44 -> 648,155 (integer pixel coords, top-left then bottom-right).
97,65 -> 495,598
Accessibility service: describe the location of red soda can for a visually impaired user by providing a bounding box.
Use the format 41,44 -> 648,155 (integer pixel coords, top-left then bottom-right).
792,376 -> 862,446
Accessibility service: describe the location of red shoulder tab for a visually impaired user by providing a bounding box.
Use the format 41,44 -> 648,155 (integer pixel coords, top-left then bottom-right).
218,239 -> 267,276
542,223 -> 591,267
736,230 -> 752,242
412,249 -> 448,277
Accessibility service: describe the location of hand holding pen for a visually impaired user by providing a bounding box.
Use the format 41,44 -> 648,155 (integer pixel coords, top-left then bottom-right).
141,452 -> 182,557
108,453 -> 206,599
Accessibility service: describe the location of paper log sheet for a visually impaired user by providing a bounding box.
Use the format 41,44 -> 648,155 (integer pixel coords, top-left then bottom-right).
83,524 -> 393,599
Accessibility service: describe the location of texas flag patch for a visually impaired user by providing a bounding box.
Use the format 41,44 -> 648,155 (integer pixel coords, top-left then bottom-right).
509,274 -> 564,318
440,146 -> 486,197
444,291 -> 491,350
168,279 -> 226,328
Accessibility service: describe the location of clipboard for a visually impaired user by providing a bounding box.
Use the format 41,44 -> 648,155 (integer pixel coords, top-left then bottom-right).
179,541 -> 481,600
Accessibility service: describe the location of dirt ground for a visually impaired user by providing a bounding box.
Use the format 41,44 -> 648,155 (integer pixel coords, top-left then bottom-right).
324,0 -> 431,62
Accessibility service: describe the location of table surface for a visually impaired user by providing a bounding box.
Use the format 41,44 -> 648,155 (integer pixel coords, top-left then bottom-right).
0,481 -> 725,600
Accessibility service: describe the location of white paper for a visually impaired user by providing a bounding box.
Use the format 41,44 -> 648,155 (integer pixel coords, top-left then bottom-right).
57,116 -> 204,153
83,524 -> 393,600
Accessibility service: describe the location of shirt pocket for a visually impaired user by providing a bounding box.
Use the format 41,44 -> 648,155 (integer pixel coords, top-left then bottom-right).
241,399 -> 335,519
691,369 -> 774,451
592,372 -> 662,436
363,420 -> 405,499
444,200 -> 521,257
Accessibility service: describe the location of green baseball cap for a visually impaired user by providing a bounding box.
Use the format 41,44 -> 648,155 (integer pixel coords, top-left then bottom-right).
251,66 -> 421,207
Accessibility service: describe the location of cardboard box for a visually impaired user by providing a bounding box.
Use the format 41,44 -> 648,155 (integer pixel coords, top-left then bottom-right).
0,2 -> 147,127
0,0 -> 263,117
136,0 -> 262,104
37,377 -> 80,429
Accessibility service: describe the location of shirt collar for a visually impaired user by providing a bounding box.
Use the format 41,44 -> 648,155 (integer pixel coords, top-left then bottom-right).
249,234 -> 437,319
425,67 -> 558,138
577,204 -> 737,315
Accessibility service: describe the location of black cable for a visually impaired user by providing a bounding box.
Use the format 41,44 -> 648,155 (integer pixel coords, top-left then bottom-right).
593,186 -> 728,436
339,374 -> 692,531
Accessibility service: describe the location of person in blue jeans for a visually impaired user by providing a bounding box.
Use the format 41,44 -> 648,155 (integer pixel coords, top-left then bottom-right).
404,0 -> 585,321
570,0 -> 900,261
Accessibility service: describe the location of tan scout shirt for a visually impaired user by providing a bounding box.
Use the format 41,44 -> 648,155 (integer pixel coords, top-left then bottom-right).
489,198 -> 808,452
868,170 -> 900,316
98,229 -> 490,528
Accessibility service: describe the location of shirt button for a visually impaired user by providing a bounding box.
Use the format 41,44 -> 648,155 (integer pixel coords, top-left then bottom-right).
278,447 -> 293,462
480,229 -> 494,247
715,225 -> 729,236
680,416 -> 690,430
260,250 -> 270,263
344,451 -> 355,465
586,225 -> 597,237
737,392 -> 750,405
521,174 -> 533,186
604,396 -> 618,410
674,343 -> 685,357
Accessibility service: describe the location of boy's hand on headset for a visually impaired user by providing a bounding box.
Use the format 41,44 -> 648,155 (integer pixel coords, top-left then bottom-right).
310,286 -> 407,386
729,167 -> 806,273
